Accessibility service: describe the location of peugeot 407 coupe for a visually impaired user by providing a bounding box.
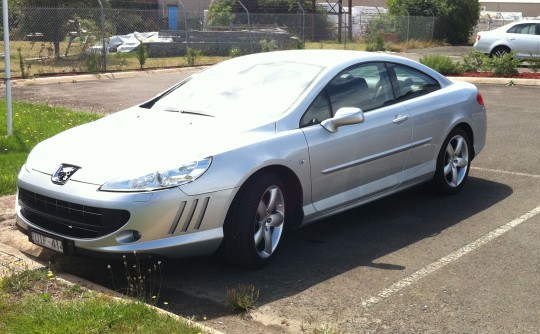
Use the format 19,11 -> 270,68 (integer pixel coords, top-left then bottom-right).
16,50 -> 487,268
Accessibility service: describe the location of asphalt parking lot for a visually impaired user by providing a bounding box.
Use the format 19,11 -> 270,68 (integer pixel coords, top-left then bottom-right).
1,64 -> 540,333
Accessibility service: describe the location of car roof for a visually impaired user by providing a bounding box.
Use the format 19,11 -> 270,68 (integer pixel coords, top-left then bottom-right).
232,49 -> 413,69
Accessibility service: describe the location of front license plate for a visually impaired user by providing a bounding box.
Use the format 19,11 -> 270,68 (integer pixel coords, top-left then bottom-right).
30,230 -> 65,253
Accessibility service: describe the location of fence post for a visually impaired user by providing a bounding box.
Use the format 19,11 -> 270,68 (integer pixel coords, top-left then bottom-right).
97,0 -> 106,71
238,1 -> 252,53
177,1 -> 189,48
297,2 -> 305,46
405,9 -> 410,42
429,9 -> 435,41
2,0 -> 13,135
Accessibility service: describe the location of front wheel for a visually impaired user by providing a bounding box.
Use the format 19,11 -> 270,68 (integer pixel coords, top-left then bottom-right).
219,172 -> 286,268
429,128 -> 472,195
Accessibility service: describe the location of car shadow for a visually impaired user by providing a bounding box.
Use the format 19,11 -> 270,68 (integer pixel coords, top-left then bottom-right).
48,176 -> 512,320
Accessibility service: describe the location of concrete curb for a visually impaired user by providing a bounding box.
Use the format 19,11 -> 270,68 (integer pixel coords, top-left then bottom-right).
448,76 -> 540,86
11,66 -> 205,86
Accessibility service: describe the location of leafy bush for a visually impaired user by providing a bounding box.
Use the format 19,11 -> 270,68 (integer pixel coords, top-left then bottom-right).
420,54 -> 462,75
228,47 -> 243,58
462,50 -> 488,73
484,53 -> 520,77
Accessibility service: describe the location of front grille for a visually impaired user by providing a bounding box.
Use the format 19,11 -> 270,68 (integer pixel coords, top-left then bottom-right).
18,188 -> 130,239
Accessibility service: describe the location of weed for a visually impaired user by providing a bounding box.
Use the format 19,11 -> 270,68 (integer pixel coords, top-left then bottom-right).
109,252 -> 163,305
420,54 -> 462,75
185,47 -> 202,66
226,283 -> 259,312
313,324 -> 340,334
507,80 -> 516,86
527,55 -> 540,73
17,48 -> 31,79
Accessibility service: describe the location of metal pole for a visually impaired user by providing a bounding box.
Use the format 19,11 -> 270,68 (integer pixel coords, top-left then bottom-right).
177,1 -> 188,48
2,0 -> 13,135
97,0 -> 106,71
238,1 -> 252,53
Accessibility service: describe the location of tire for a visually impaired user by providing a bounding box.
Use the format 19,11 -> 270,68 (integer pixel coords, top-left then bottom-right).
491,46 -> 510,58
219,172 -> 286,268
429,128 -> 472,195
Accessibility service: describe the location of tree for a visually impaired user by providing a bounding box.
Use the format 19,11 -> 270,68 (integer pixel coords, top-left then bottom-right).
387,0 -> 480,44
16,0 -> 110,59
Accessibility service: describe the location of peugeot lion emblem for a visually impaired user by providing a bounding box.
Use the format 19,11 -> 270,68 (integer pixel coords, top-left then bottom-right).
51,164 -> 80,185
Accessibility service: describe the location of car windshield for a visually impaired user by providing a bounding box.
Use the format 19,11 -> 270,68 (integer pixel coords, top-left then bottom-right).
152,59 -> 324,118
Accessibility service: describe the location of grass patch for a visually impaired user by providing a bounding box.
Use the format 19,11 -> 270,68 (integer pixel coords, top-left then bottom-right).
0,268 -> 204,334
0,101 -> 102,196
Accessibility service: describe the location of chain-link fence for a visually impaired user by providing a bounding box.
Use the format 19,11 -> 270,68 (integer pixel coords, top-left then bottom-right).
1,6 -> 439,79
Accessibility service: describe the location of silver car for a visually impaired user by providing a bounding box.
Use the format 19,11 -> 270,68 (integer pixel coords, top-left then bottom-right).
474,19 -> 540,58
16,50 -> 487,268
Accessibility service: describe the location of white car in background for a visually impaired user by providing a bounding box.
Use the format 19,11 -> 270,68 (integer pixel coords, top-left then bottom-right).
474,20 -> 540,58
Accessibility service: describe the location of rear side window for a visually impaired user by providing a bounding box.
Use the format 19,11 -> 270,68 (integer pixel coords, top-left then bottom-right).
389,64 -> 441,103
507,23 -> 536,35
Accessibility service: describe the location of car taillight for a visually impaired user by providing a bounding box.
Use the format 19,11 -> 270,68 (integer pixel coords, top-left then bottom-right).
477,34 -> 481,41
477,92 -> 485,105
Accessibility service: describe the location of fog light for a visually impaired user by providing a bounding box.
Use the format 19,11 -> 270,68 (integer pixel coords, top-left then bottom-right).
116,230 -> 142,244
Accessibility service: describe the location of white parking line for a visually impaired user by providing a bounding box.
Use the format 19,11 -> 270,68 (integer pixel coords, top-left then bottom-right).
471,167 -> 540,178
361,205 -> 540,308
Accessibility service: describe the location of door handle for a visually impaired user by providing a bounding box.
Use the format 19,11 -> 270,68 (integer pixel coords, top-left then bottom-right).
393,115 -> 409,124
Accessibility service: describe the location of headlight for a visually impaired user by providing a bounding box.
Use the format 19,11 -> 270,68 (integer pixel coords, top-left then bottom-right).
100,157 -> 212,192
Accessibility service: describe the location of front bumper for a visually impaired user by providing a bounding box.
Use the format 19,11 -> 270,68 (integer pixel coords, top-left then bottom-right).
16,167 -> 235,258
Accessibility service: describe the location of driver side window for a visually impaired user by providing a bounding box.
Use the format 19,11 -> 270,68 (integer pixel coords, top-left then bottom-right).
300,62 -> 392,127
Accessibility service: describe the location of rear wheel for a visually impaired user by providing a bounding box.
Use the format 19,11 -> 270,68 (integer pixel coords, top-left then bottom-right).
491,46 -> 511,58
219,172 -> 286,268
429,128 -> 472,195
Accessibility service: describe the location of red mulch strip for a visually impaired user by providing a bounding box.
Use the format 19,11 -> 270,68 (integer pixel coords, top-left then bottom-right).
457,72 -> 540,79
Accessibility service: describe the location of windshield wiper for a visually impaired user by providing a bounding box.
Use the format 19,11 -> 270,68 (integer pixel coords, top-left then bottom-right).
159,106 -> 214,117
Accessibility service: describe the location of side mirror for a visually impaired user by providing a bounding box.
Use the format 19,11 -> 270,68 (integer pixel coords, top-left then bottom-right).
321,107 -> 365,133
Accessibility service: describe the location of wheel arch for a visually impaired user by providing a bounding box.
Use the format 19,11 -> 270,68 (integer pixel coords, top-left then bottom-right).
227,165 -> 305,229
453,122 -> 475,160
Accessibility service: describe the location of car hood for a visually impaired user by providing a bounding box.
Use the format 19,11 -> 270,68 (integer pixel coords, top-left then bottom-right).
27,107 -> 276,185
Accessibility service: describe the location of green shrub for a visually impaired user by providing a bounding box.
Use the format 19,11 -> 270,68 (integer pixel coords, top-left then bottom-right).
365,33 -> 385,52
84,51 -> 102,73
228,47 -> 242,58
462,50 -> 488,73
484,52 -> 520,77
135,42 -> 148,69
185,47 -> 202,66
259,39 -> 278,52
419,54 -> 462,75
